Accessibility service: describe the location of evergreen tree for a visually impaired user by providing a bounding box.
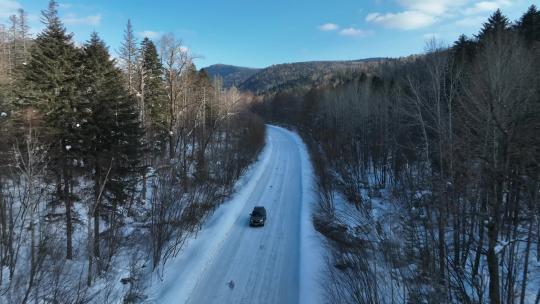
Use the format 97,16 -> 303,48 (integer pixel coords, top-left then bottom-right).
452,34 -> 477,64
80,31 -> 144,201
79,32 -> 144,270
477,9 -> 511,42
108,94 -> 145,205
515,5 -> 540,45
22,0 -> 80,260
140,37 -> 167,152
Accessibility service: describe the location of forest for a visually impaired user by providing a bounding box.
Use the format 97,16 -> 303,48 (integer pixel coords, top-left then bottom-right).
0,1 -> 265,302
1,1 -> 539,304
255,6 -> 540,304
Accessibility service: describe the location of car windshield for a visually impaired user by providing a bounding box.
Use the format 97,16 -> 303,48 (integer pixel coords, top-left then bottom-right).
252,208 -> 264,216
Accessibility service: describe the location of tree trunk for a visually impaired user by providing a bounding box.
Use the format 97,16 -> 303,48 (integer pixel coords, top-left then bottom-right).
93,161 -> 101,273
94,207 -> 100,273
519,221 -> 533,304
87,210 -> 93,286
472,214 -> 484,283
0,180 -> 5,287
169,132 -> 174,160
438,212 -> 446,280
487,219 -> 501,304
64,161 -> 73,260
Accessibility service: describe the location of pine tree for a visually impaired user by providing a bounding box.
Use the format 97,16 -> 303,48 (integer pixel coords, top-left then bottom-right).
79,32 -> 144,276
452,34 -> 477,64
22,0 -> 80,260
477,9 -> 511,42
79,32 -> 115,273
108,94 -> 145,206
140,37 -> 167,153
515,5 -> 540,45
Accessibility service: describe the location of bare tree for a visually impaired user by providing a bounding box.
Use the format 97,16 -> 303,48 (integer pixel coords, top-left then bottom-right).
159,33 -> 191,160
11,110 -> 48,304
461,32 -> 536,304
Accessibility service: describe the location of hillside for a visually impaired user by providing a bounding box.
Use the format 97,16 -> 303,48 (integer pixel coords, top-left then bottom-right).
238,58 -> 387,95
204,59 -> 388,95
203,64 -> 261,88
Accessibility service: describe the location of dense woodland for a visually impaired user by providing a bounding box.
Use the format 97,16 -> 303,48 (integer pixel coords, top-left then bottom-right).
238,59 -> 385,95
255,7 -> 540,304
1,1 -> 539,304
0,1 -> 264,302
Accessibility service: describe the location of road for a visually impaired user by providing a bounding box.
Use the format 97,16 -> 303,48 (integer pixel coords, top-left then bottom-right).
154,125 -> 312,304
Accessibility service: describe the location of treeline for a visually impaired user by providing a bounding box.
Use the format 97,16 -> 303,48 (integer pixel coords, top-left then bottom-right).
0,1 -> 264,303
255,7 -> 540,304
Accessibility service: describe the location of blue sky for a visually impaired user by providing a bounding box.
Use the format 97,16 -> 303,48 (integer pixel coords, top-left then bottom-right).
1,0 -> 537,68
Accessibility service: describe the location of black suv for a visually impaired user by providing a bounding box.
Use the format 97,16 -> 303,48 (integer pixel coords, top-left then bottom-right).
250,206 -> 267,227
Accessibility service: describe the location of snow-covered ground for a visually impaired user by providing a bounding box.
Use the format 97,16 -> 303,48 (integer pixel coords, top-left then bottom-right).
147,125 -> 324,304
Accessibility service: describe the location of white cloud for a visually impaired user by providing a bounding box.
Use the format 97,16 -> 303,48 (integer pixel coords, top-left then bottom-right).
137,30 -> 163,39
318,22 -> 369,38
318,23 -> 339,31
63,13 -> 101,26
397,0 -> 469,16
339,27 -> 371,37
463,0 -> 512,15
0,0 -> 22,19
366,11 -> 436,30
365,0 -> 519,31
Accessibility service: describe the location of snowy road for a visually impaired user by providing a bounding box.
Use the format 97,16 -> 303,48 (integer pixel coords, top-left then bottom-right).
152,125 -> 322,304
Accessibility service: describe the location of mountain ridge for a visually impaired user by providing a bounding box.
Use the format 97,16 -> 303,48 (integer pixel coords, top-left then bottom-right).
202,64 -> 261,88
203,57 -> 389,94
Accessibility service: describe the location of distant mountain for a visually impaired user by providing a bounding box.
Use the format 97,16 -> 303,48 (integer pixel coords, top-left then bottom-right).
203,58 -> 389,94
203,64 -> 261,88
237,58 -> 388,95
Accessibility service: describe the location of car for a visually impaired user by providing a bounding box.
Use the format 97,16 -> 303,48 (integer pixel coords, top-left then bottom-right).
250,206 -> 267,227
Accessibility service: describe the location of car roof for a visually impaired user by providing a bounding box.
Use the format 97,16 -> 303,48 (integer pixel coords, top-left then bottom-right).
253,206 -> 266,211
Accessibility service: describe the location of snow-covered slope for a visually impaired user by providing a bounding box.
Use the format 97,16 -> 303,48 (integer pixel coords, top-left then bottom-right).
149,125 -> 323,304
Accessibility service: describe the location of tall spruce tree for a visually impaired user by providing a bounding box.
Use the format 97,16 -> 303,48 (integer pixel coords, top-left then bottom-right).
23,0 -> 80,260
477,9 -> 511,42
108,94 -> 145,207
515,5 -> 540,45
140,37 -> 167,153
79,32 -> 116,271
79,32 -> 144,272
453,34 -> 477,64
